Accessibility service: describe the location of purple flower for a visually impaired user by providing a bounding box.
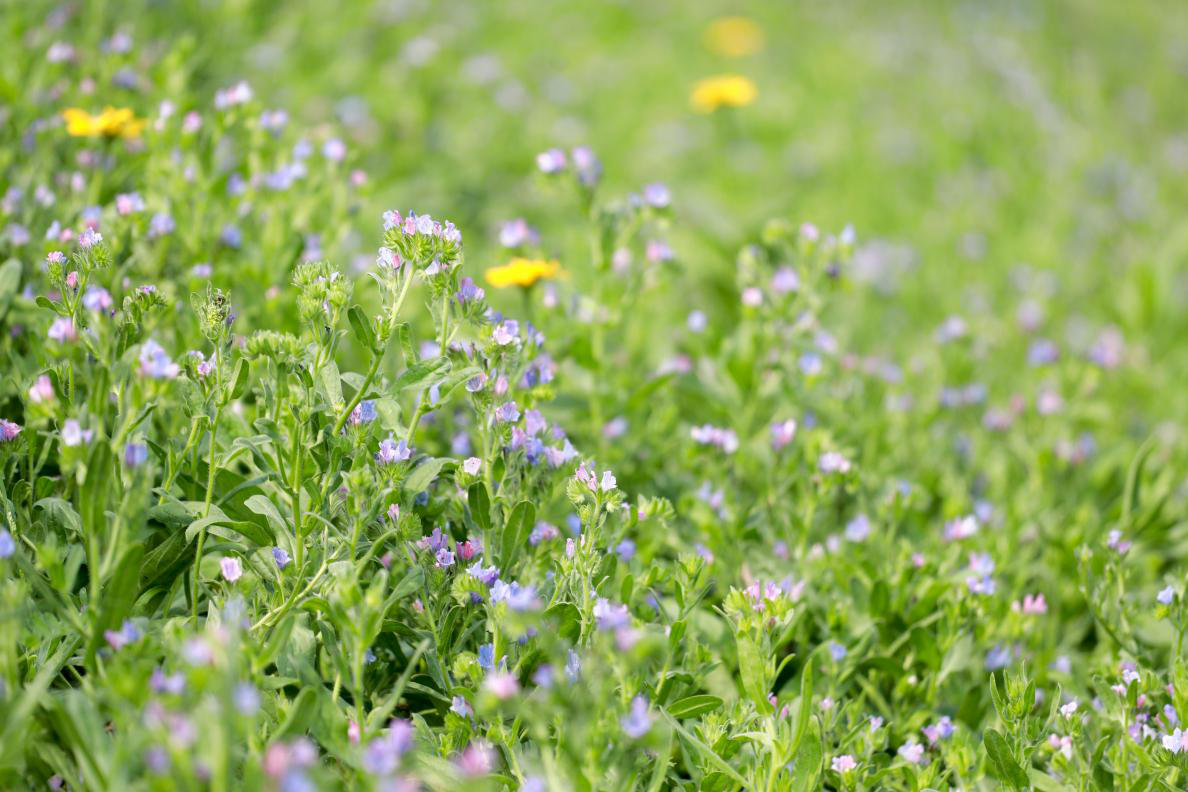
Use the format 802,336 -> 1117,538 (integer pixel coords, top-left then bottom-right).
362,720 -> 413,776
104,619 -> 141,650
616,539 -> 636,561
530,521 -> 559,545
899,741 -> 926,765
1158,586 -> 1175,605
621,696 -> 652,738
536,148 -> 567,173
828,642 -> 848,662
818,451 -> 852,474
690,424 -> 739,454
465,372 -> 488,392
60,419 -> 93,447
273,547 -> 291,569
477,643 -> 495,670
490,580 -> 539,611
48,317 -> 77,343
770,419 -> 797,450
124,443 -> 148,467
435,548 -> 455,568
79,228 -> 102,249
375,436 -> 412,465
322,138 -> 346,161
642,183 -> 670,208
571,146 -> 601,186
0,419 -> 22,443
456,277 -> 484,304
0,529 -> 15,558
377,247 -> 402,271
221,556 -> 243,582
139,340 -> 180,379
495,402 -> 520,423
498,218 -> 539,248
593,598 -> 630,630
468,563 -> 499,586
350,400 -> 377,426
83,286 -> 113,312
492,320 -> 519,346
450,696 -> 472,717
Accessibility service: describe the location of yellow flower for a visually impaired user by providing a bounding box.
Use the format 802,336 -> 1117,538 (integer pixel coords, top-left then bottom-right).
484,258 -> 561,289
704,16 -> 765,58
690,75 -> 758,113
62,106 -> 146,139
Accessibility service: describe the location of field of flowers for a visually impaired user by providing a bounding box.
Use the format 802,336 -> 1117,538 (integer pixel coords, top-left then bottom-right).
2,1 -> 1188,790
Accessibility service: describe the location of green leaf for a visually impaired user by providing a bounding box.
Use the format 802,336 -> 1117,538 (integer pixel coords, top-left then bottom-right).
790,657 -> 814,754
348,305 -> 375,353
35,497 -> 83,536
245,495 -> 291,540
984,728 -> 1030,790
318,359 -> 344,410
667,694 -> 723,719
230,357 -> 251,399
0,258 -> 21,319
184,515 -> 272,548
500,500 -> 535,568
274,687 -> 320,739
393,357 -> 449,391
404,457 -> 452,493
468,482 -> 491,533
786,721 -> 822,790
736,634 -> 772,713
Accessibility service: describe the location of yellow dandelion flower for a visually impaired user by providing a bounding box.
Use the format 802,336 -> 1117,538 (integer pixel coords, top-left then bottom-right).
690,75 -> 758,113
484,258 -> 561,289
62,106 -> 146,139
704,17 -> 765,58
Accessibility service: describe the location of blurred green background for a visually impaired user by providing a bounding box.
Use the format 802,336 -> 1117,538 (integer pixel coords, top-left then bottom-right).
12,0 -> 1188,416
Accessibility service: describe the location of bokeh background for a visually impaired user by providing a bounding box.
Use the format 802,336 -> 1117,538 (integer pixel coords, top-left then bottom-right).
10,0 -> 1188,415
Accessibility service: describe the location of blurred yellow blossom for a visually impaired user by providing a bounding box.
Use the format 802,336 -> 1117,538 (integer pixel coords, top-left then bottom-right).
690,75 -> 757,113
485,258 -> 561,288
704,16 -> 765,57
62,106 -> 146,139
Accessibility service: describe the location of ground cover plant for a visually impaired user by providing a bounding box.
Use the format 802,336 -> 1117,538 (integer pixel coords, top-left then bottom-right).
2,1 -> 1188,790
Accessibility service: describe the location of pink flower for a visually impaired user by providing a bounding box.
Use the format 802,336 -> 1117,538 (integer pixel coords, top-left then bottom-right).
831,754 -> 856,774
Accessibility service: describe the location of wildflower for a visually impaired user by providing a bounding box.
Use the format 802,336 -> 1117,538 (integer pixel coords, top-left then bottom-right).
643,183 -> 670,208
148,212 -> 175,238
362,720 -> 413,776
0,530 -> 14,558
387,504 -> 400,522
477,643 -> 495,670
115,192 -> 145,215
828,642 -> 848,662
435,548 -> 455,568
844,514 -> 871,542
499,218 -> 540,247
221,556 -> 243,582
214,81 -> 253,109
272,547 -> 291,569
465,372 -> 488,392
104,619 -> 141,650
944,515 -> 979,541
1106,530 -> 1132,555
772,266 -> 800,293
741,287 -> 763,307
1060,700 -> 1079,718
349,400 -> 377,426
704,16 -> 765,57
463,457 -> 482,475
485,257 -> 560,288
1048,734 -> 1073,759
457,741 -> 496,776
83,286 -> 112,311
139,340 -> 180,379
456,277 -> 484,304
1163,729 -> 1188,754
898,741 -> 926,765
869,716 -> 884,732
451,696 -> 472,717
495,402 -> 520,423
831,754 -> 857,774
375,436 -> 412,465
818,451 -> 851,474
1158,586 -> 1175,605
593,598 -> 630,630
536,148 -> 567,173
48,317 -> 77,342
492,319 -> 520,345
690,75 -> 757,113
1021,593 -> 1048,614
571,146 -> 601,186
62,106 -> 146,139
484,671 -> 519,699
468,563 -> 499,586
124,442 -> 148,467
490,581 -> 539,611
621,696 -> 652,738
60,419 -> 93,447
690,424 -> 739,453
0,419 -> 22,443
234,682 -> 260,715
770,419 -> 797,450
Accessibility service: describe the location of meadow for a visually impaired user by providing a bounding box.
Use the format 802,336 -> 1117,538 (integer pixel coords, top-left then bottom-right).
1,1 -> 1188,789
